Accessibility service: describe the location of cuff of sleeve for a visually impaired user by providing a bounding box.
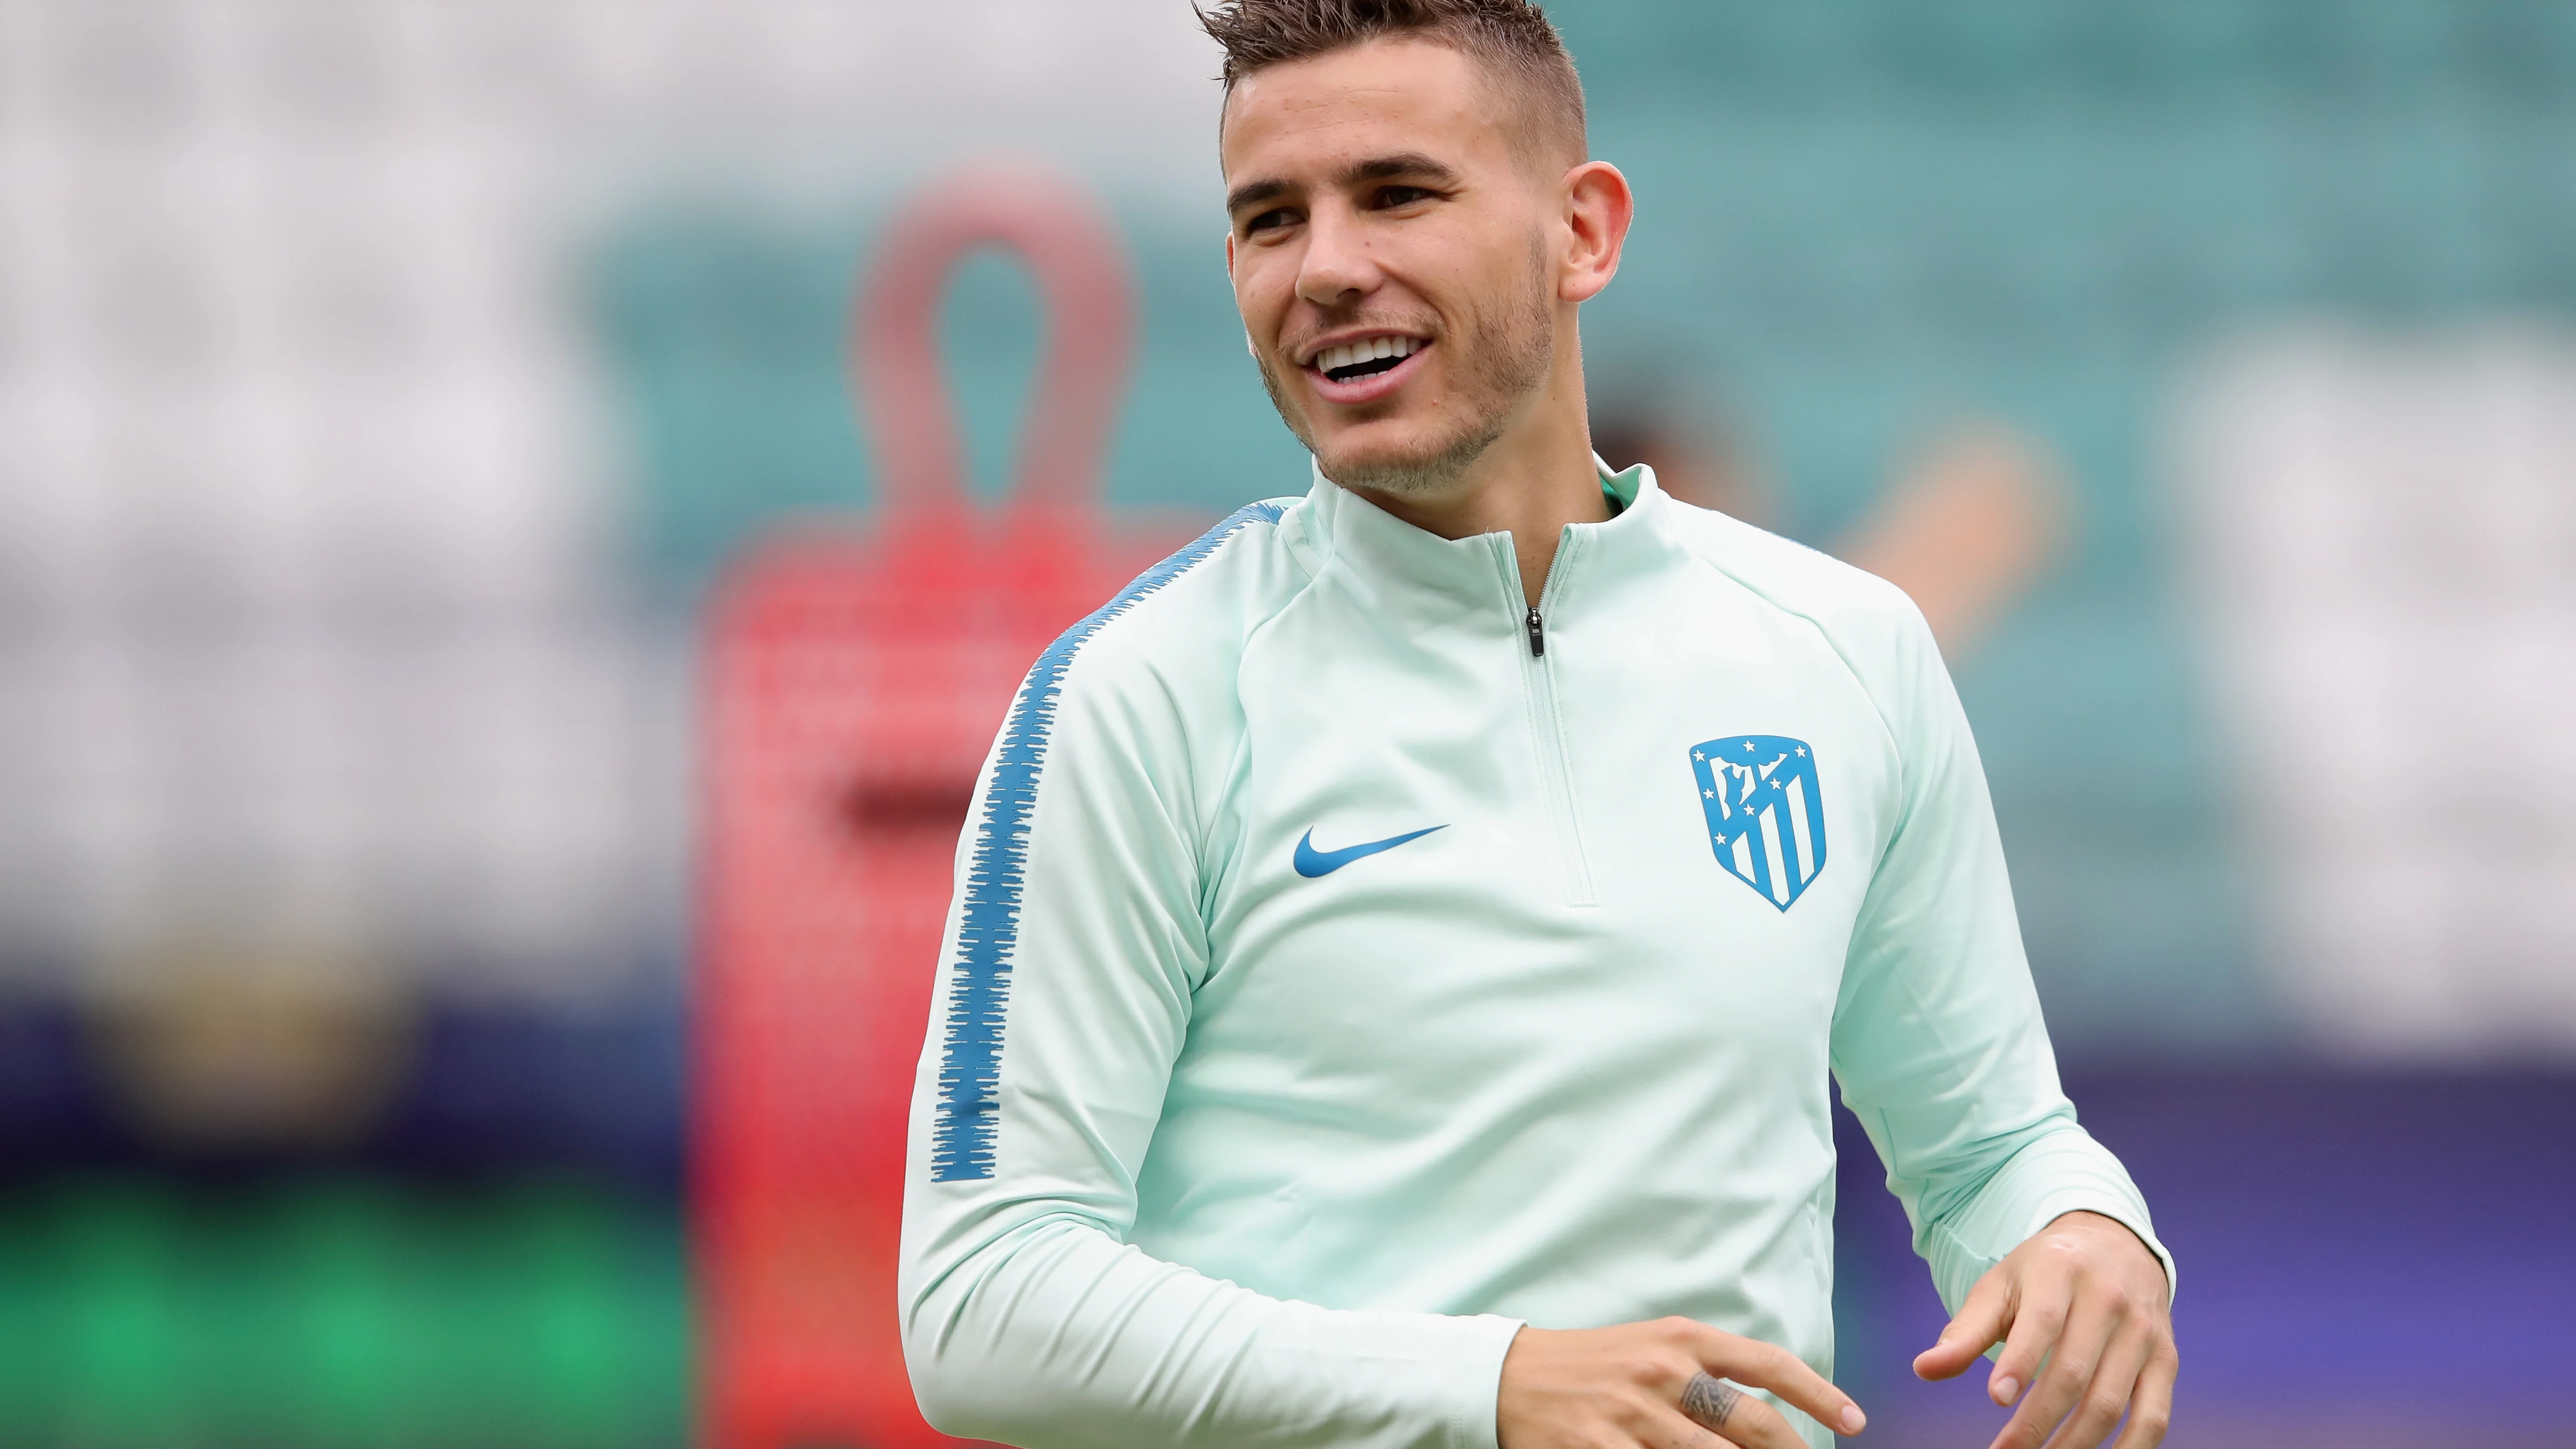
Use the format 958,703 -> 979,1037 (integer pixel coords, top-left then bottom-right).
1268,1305 -> 1526,1449
1924,1128 -> 2175,1313
1449,1314 -> 1528,1449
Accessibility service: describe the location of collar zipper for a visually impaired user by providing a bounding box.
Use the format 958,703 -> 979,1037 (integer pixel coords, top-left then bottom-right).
1500,532 -> 1595,907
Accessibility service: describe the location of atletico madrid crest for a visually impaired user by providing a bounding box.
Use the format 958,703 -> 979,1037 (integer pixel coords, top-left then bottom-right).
1690,734 -> 1827,911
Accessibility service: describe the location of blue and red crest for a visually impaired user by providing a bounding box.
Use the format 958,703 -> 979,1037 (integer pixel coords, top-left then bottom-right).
1690,735 -> 1827,911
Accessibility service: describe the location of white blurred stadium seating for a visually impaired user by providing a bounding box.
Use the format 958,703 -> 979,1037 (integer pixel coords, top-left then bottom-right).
2175,326 -> 2576,1055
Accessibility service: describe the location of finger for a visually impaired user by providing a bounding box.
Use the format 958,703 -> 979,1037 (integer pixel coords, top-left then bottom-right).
1915,1265 -> 2012,1382
2038,1324 -> 2154,1449
1666,1381 -> 1799,1449
1983,1261 -> 2071,1409
1988,1295 -> 2114,1449
2108,1346 -> 2176,1449
1657,1408 -> 1746,1449
1691,1330 -> 1867,1437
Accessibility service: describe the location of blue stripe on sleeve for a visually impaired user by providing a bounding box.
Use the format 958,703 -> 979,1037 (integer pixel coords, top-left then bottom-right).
929,501 -> 1287,1183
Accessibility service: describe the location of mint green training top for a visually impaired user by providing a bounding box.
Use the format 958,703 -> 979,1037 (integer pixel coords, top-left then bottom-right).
900,462 -> 2172,1449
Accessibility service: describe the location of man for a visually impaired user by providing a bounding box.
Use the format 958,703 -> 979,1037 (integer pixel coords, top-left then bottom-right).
900,3 -> 2176,1447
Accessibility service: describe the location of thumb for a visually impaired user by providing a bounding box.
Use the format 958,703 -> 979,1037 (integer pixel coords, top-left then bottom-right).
1912,1270 -> 2009,1381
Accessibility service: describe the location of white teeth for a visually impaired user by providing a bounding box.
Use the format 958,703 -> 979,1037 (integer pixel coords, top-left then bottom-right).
1313,336 -> 1423,374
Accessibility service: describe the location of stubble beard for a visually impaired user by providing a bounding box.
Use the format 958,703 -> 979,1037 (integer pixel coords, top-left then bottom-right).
1254,245 -> 1556,498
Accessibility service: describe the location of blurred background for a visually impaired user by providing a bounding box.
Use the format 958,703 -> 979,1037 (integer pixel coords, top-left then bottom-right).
2,1 -> 2572,1445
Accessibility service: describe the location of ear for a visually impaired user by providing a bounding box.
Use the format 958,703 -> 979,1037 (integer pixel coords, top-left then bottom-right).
1557,161 -> 1634,305
1226,228 -> 1237,274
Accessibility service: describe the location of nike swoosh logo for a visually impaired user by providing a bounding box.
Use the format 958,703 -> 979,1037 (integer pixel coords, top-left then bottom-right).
1292,824 -> 1447,878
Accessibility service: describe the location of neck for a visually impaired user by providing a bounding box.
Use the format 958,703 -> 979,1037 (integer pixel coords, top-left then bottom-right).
1345,323 -> 1605,607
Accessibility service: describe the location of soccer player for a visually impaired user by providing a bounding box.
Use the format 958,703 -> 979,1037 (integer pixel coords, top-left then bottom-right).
899,3 -> 2177,1447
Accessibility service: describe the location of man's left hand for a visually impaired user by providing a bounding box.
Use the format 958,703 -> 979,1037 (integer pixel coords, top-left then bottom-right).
1911,1210 -> 2175,1449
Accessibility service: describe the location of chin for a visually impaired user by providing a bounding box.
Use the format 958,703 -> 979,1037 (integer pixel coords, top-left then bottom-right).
1315,436 -> 1433,493
1315,420 -> 1492,498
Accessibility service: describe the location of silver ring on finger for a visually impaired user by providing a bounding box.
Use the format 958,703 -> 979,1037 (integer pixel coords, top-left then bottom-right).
1680,1371 -> 1744,1432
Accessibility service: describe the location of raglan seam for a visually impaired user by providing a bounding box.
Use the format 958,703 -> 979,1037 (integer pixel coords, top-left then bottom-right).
1666,515 -> 1990,1114
1664,522 -> 1917,850
1197,515 -> 1327,940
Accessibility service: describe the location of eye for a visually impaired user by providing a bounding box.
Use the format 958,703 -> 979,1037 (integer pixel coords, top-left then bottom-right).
1373,185 -> 1438,209
1242,207 -> 1297,236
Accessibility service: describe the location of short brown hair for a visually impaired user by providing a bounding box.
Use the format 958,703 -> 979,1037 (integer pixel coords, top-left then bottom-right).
1199,0 -> 1587,166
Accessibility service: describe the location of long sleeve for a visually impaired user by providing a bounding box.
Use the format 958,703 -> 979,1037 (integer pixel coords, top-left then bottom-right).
1829,604 -> 2176,1315
896,540 -> 1524,1449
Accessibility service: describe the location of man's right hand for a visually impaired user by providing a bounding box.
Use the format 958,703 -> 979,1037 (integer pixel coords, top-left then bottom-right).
1497,1319 -> 1867,1449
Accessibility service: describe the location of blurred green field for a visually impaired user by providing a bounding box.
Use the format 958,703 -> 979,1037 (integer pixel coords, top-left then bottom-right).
0,1178 -> 687,1449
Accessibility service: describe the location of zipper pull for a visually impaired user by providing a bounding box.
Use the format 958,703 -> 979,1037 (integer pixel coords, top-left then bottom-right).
1525,605 -> 1545,658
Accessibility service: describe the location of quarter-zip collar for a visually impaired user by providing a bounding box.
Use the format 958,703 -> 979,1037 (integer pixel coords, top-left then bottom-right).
1291,456 -> 1676,632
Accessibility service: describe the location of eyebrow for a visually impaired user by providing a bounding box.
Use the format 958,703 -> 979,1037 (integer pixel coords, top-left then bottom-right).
1225,151 -> 1464,217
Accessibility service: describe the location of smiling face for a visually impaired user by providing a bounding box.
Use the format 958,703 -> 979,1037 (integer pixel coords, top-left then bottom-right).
1222,39 -> 1569,496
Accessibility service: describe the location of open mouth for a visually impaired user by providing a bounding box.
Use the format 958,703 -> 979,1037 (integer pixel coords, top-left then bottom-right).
1312,335 -> 1427,383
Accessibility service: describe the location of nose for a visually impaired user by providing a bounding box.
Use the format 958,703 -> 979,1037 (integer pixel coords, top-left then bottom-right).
1295,199 -> 1381,309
